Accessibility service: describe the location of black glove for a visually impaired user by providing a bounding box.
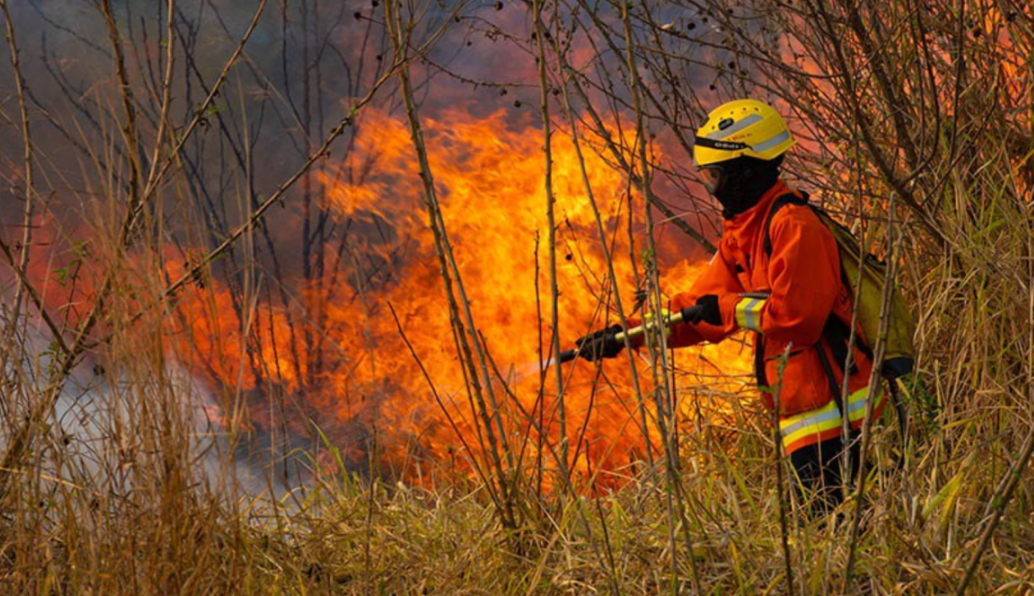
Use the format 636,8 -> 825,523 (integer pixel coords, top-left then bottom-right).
575,324 -> 625,362
685,295 -> 722,326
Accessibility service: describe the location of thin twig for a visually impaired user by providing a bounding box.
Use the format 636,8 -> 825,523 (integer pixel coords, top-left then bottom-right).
0,0 -> 37,333
385,0 -> 516,530
953,424 -> 1034,596
533,0 -> 569,474
843,194 -> 900,589
772,344 -> 796,596
619,3 -> 702,593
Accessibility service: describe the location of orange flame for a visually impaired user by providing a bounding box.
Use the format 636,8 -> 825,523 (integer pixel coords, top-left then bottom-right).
172,107 -> 753,486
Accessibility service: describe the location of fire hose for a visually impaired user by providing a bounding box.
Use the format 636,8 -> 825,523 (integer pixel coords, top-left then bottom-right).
555,303 -> 706,364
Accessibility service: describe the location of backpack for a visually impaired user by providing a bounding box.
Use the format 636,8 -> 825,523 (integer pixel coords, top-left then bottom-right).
764,192 -> 919,437
763,192 -> 916,378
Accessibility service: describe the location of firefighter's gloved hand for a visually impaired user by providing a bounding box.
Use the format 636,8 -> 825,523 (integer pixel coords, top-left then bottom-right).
575,324 -> 625,361
685,295 -> 722,326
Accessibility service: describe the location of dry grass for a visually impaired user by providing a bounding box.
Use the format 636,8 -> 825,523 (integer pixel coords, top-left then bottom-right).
3,319 -> 1032,595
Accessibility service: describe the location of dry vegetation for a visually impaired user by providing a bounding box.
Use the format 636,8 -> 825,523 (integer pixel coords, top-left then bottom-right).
0,0 -> 1032,594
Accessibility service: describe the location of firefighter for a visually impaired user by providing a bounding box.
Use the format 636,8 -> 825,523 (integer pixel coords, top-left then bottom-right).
576,98 -> 884,514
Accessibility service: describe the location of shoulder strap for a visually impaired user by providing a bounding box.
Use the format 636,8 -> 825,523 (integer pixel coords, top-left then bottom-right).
763,191 -> 810,256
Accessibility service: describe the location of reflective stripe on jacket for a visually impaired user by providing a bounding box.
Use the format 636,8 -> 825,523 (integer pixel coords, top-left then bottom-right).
664,181 -> 883,453
778,385 -> 884,454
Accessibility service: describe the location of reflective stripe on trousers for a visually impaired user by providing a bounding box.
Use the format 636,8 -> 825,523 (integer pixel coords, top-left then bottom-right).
778,385 -> 884,454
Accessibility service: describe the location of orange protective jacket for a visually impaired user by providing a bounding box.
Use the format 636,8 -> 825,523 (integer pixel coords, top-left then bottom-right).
663,181 -> 882,453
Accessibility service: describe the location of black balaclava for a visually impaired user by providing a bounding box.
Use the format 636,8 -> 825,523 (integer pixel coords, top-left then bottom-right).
709,155 -> 783,219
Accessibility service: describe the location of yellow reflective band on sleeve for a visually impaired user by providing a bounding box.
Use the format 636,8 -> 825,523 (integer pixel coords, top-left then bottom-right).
735,298 -> 766,332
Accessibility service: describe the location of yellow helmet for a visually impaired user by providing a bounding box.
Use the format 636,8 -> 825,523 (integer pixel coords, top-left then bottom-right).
693,99 -> 795,167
